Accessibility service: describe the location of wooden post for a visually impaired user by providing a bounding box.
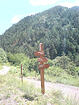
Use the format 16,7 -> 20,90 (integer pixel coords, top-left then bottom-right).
21,64 -> 23,83
34,43 -> 49,94
40,68 -> 45,94
39,43 -> 45,94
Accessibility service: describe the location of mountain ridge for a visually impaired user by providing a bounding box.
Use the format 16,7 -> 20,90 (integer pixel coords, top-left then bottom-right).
0,6 -> 79,60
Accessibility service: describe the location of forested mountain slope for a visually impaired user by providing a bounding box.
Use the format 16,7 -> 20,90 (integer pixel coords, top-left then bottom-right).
0,6 -> 79,60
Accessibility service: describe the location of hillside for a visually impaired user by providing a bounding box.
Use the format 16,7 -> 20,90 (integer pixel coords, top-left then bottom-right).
0,6 -> 79,60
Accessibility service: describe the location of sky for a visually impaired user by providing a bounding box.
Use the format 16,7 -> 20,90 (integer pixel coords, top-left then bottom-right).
0,0 -> 79,35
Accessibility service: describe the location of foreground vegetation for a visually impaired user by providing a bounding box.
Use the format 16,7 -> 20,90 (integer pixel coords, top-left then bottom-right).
0,48 -> 79,105
0,65 -> 3,70
6,53 -> 79,87
0,48 -> 79,87
0,71 -> 79,105
0,72 -> 62,105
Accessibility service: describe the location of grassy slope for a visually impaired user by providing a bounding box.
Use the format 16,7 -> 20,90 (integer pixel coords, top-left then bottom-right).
44,67 -> 79,87
0,66 -> 79,105
10,65 -> 79,87
0,65 -> 3,70
0,72 -> 63,105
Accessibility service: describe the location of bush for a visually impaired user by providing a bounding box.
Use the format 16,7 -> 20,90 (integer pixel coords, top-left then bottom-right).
48,59 -> 53,66
74,54 -> 79,66
28,58 -> 38,72
45,66 -> 64,77
74,67 -> 79,76
7,53 -> 28,65
0,48 -> 7,63
52,55 -> 73,69
7,52 -> 39,76
52,55 -> 77,76
22,58 -> 39,76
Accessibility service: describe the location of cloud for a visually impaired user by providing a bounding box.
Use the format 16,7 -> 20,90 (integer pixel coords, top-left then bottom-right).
29,0 -> 59,6
29,0 -> 79,7
11,16 -> 21,24
60,1 -> 79,8
11,13 -> 37,24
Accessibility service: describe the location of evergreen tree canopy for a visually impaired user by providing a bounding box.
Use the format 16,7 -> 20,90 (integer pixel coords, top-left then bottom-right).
0,6 -> 79,60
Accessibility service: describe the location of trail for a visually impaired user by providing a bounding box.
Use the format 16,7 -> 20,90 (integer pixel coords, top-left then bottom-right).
0,66 -> 79,102
0,66 -> 10,75
25,78 -> 79,100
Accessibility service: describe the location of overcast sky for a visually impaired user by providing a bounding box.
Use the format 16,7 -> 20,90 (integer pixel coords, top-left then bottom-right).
0,0 -> 79,35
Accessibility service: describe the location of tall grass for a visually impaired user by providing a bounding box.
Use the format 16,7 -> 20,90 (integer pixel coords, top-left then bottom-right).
0,64 -> 3,70
9,65 -> 79,87
0,73 -> 63,105
0,69 -> 79,105
64,97 -> 79,105
44,66 -> 79,87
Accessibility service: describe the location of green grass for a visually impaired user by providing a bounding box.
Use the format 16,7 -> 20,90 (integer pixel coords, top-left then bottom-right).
44,72 -> 79,87
9,65 -> 79,87
64,97 -> 79,105
43,66 -> 79,87
0,68 -> 79,105
0,73 -> 62,105
0,64 -> 3,70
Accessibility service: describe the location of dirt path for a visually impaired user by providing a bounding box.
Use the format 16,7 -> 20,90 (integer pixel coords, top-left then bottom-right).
25,78 -> 79,100
0,66 -> 10,75
0,66 -> 79,103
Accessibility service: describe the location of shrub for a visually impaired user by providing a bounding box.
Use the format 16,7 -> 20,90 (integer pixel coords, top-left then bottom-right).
48,59 -> 53,66
0,48 -> 7,63
28,58 -> 38,72
74,54 -> 79,66
52,55 -> 76,76
74,67 -> 79,76
7,53 -> 28,65
22,58 -> 39,76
